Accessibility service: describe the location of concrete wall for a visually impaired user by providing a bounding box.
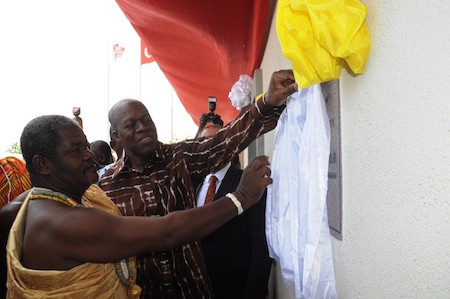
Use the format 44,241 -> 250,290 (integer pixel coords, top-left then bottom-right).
260,1 -> 450,298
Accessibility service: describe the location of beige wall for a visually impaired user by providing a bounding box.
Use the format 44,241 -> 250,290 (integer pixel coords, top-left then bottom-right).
260,1 -> 450,298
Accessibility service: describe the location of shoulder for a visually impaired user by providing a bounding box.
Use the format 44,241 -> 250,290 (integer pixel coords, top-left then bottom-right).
25,199 -> 111,242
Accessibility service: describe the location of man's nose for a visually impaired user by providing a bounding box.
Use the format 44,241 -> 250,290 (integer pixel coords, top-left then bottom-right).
135,119 -> 150,131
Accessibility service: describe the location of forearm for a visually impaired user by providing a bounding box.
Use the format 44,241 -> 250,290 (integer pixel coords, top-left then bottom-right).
147,197 -> 240,250
68,156 -> 270,264
71,198 -> 241,263
185,99 -> 284,177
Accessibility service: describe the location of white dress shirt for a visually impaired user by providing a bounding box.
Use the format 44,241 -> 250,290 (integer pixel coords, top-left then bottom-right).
196,162 -> 231,207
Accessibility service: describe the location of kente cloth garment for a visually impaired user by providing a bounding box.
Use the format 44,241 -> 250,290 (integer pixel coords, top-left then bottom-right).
100,99 -> 285,299
0,156 -> 32,208
7,184 -> 139,298
276,0 -> 371,88
266,85 -> 337,299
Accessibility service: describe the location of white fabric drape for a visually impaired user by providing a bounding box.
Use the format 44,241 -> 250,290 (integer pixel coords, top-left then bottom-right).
266,84 -> 337,299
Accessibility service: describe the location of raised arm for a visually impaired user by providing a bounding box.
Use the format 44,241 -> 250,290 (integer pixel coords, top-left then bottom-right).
184,69 -> 298,179
194,113 -> 208,139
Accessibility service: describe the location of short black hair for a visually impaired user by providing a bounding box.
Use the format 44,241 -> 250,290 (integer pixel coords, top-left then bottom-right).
89,140 -> 113,165
20,115 -> 78,177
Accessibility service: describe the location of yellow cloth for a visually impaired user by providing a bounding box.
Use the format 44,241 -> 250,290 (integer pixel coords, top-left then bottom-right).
276,0 -> 371,88
6,184 -> 138,298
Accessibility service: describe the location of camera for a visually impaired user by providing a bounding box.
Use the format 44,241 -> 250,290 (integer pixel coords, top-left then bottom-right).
206,96 -> 218,123
208,96 -> 216,112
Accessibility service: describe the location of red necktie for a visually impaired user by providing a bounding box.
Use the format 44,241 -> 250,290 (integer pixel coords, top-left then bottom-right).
204,175 -> 218,205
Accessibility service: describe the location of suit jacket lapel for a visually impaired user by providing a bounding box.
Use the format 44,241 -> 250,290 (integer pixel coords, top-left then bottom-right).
215,166 -> 243,200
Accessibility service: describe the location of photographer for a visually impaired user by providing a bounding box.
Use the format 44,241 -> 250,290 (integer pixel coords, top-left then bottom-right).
194,96 -> 224,138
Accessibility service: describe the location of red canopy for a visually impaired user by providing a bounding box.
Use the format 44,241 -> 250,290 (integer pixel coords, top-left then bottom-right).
115,0 -> 275,125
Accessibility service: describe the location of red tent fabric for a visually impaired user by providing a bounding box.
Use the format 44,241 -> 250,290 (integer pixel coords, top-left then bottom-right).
115,0 -> 276,125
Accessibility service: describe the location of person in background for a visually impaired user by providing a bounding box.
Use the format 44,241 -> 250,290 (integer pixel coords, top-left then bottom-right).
4,114 -> 272,298
197,124 -> 273,299
0,156 -> 32,208
0,155 -> 32,298
99,69 -> 297,298
196,112 -> 241,169
89,140 -> 114,179
194,109 -> 223,139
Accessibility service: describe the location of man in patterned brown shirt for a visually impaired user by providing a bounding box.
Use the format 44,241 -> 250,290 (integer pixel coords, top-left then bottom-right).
99,70 -> 297,298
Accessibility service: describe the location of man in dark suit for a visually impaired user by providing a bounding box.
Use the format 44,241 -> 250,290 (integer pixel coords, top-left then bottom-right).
197,124 -> 273,299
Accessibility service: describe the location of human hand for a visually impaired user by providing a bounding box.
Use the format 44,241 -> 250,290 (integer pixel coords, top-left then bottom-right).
199,113 -> 208,128
264,70 -> 298,107
234,156 -> 272,210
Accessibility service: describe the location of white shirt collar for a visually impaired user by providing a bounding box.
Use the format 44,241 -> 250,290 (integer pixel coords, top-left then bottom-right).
206,162 -> 231,183
197,163 -> 232,207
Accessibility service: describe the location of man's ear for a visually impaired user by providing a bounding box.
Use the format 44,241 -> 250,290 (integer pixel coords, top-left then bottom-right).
33,155 -> 51,175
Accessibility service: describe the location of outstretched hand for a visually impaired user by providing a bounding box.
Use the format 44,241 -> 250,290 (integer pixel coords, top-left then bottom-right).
265,69 -> 298,107
234,156 -> 272,210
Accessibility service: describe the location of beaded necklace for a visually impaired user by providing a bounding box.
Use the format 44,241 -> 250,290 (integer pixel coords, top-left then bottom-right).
29,187 -> 141,298
30,187 -> 90,207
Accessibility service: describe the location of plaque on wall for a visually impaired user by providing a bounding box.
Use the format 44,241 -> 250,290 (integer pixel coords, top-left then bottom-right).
321,80 -> 342,240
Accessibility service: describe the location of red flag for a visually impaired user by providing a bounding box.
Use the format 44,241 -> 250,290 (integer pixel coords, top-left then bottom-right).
141,40 -> 155,64
113,43 -> 125,59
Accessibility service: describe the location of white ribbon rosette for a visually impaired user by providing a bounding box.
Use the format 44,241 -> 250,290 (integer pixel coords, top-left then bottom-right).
228,74 -> 253,110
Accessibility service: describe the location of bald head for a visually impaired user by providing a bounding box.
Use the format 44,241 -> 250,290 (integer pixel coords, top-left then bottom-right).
200,124 -> 223,138
108,99 -> 142,129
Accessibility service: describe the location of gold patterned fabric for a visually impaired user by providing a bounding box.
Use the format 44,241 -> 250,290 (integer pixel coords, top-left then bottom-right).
6,184 -> 140,298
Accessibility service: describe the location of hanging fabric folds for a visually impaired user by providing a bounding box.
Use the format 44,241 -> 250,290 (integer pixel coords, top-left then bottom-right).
276,0 -> 371,88
266,85 -> 337,299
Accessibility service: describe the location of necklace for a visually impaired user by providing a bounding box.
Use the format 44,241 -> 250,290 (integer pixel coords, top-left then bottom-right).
29,187 -> 84,207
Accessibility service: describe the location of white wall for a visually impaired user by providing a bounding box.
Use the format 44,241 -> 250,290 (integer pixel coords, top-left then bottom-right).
261,0 -> 450,298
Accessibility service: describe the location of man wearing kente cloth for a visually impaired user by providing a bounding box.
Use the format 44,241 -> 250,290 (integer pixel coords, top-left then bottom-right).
7,184 -> 139,298
0,156 -> 33,298
6,115 -> 272,298
0,156 -> 32,208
